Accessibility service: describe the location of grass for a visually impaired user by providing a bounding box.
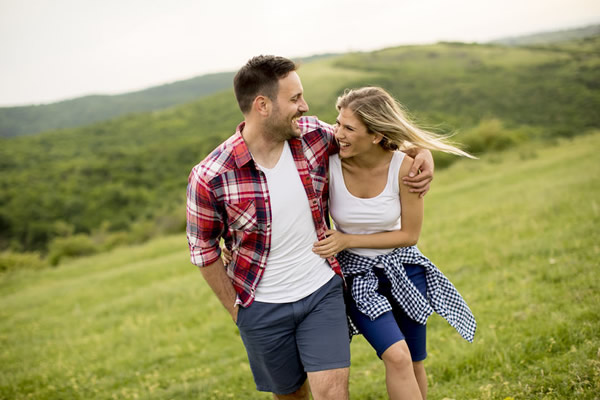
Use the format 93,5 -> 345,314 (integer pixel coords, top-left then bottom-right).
1,132 -> 599,399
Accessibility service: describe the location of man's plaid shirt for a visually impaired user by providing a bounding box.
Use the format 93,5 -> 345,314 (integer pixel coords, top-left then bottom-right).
186,116 -> 342,307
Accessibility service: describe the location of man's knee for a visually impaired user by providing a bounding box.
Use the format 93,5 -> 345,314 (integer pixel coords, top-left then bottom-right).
272,379 -> 310,400
307,367 -> 349,400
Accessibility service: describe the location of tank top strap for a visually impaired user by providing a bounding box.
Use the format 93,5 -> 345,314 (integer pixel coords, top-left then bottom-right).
387,151 -> 406,195
329,153 -> 343,184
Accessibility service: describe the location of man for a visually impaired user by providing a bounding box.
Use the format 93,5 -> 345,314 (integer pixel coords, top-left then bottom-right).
186,55 -> 433,399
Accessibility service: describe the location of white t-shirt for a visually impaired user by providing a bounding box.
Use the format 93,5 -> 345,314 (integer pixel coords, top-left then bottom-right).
254,141 -> 334,302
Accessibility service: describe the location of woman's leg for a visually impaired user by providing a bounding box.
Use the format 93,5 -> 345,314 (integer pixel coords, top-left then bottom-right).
390,264 -> 429,399
412,361 -> 427,400
346,280 -> 421,399
380,341 -> 422,400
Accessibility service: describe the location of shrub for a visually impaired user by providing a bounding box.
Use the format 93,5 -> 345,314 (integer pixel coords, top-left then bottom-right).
459,118 -> 531,154
47,234 -> 99,266
0,251 -> 48,272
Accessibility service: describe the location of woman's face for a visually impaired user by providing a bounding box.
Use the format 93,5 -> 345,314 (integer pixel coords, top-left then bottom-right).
334,107 -> 378,158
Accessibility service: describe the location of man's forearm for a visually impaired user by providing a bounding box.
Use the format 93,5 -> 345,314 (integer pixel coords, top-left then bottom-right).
199,258 -> 238,321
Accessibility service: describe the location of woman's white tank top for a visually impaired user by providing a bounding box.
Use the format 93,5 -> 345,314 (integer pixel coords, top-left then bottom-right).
329,151 -> 405,257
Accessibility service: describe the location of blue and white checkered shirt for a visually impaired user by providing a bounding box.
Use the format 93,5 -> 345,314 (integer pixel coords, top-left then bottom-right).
338,246 -> 476,342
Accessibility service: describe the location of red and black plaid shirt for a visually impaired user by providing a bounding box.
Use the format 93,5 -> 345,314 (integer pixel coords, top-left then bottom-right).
186,116 -> 342,307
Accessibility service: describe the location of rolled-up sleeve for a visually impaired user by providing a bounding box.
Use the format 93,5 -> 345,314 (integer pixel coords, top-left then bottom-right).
186,169 -> 223,267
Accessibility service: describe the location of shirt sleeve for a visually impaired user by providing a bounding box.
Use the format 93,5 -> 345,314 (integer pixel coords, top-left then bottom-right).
186,168 -> 223,267
316,118 -> 339,155
298,116 -> 339,155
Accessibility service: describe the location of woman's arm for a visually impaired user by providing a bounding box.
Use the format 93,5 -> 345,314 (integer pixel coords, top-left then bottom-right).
313,156 -> 424,258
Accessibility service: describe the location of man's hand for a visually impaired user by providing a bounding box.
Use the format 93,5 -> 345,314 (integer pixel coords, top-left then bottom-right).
199,258 -> 239,324
232,305 -> 239,323
402,149 -> 434,198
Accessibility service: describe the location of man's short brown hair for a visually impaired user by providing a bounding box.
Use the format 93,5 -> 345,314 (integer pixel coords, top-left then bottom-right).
233,55 -> 297,114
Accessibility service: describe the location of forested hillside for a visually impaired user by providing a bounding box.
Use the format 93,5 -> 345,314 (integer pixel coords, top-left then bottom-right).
0,36 -> 599,263
0,71 -> 235,138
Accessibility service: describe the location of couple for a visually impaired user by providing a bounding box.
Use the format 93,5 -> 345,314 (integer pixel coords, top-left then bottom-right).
186,55 -> 476,400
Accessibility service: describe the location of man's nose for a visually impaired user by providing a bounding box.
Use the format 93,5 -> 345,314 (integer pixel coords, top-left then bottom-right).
299,98 -> 309,113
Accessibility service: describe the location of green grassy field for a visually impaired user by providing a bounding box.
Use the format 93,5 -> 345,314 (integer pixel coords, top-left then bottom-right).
1,132 -> 599,399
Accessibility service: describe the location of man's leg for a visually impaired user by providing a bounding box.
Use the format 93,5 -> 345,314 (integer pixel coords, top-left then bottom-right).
307,367 -> 349,400
273,380 -> 310,400
237,301 -> 308,396
295,275 -> 351,400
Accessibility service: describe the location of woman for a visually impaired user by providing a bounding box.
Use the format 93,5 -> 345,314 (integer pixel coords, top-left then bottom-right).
312,87 -> 477,400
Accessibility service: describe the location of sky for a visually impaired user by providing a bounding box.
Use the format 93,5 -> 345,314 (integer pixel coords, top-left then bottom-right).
0,0 -> 599,106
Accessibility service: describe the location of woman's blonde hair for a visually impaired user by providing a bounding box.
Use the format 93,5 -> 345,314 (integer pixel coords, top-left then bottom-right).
336,87 -> 474,158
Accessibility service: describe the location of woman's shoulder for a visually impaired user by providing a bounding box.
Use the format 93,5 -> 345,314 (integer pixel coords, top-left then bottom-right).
395,151 -> 413,176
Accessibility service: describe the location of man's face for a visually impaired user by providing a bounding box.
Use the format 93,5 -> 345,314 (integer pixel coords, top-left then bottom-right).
265,71 -> 309,140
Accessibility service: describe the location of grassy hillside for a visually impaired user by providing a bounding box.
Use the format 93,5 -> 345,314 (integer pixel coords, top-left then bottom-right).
0,39 -> 599,256
492,23 -> 600,46
0,71 -> 236,138
332,41 -> 599,137
1,131 -> 598,399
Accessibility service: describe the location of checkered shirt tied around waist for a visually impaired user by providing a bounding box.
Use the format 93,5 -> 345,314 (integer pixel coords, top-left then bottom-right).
338,246 -> 476,342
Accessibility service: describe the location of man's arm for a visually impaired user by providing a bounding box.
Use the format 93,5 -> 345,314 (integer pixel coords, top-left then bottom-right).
200,258 -> 239,322
402,148 -> 434,198
306,116 -> 434,196
187,169 -> 238,321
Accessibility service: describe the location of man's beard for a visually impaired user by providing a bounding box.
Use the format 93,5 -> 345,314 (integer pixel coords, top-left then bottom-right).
265,106 -> 300,141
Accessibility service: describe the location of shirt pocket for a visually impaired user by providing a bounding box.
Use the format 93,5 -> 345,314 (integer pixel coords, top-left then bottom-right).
225,200 -> 258,233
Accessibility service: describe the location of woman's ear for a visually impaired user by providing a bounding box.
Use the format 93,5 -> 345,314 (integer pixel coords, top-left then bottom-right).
372,132 -> 384,145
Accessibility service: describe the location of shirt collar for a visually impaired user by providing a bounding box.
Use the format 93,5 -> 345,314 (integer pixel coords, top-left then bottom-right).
231,121 -> 304,169
232,121 -> 253,168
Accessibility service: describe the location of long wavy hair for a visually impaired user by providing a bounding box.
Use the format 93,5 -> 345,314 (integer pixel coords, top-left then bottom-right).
336,87 -> 474,158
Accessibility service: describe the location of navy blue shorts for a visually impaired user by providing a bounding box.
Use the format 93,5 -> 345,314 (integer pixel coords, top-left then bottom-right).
236,275 -> 350,394
346,264 -> 427,361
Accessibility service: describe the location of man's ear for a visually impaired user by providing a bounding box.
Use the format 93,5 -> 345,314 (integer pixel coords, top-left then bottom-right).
252,95 -> 271,117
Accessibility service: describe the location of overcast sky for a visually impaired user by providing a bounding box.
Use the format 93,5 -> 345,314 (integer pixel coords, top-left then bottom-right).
1,0 -> 599,106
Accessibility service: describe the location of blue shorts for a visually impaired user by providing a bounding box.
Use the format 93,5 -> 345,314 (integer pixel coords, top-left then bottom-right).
236,275 -> 350,394
346,264 -> 427,361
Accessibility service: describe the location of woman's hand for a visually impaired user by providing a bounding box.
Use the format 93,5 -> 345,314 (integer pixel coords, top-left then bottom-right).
402,149 -> 434,198
221,245 -> 233,265
313,229 -> 350,258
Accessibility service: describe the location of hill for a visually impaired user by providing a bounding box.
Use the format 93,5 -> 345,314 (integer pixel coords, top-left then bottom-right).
0,38 -> 599,255
1,132 -> 598,399
0,71 -> 235,138
1,24 -> 596,139
491,23 -> 600,46
0,54 -> 339,139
